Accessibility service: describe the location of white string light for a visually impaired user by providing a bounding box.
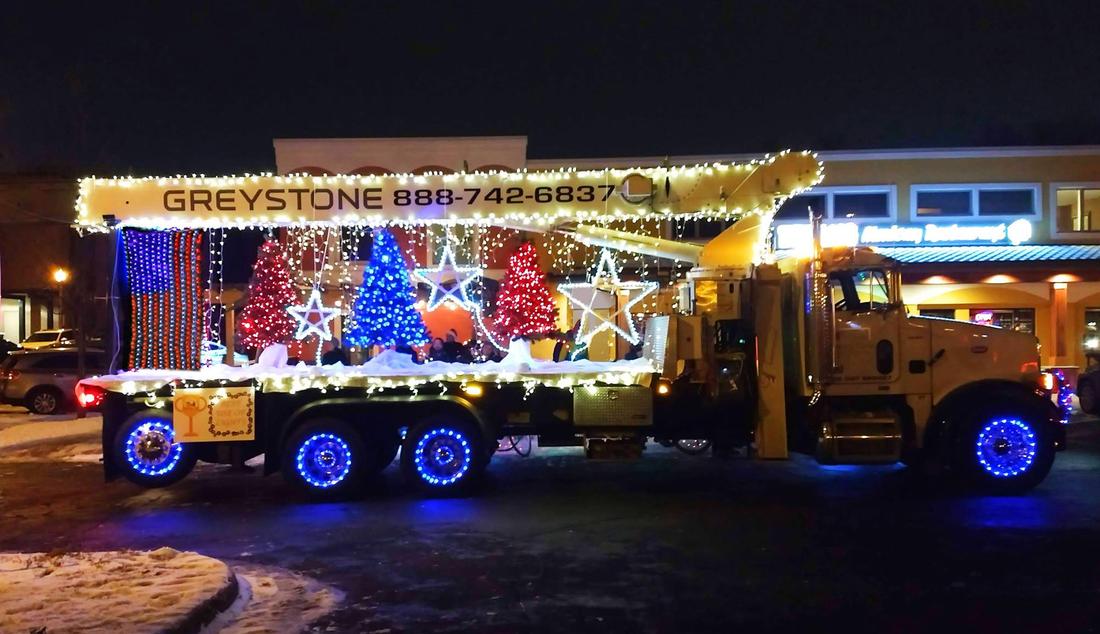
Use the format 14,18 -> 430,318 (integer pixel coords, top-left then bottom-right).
287,288 -> 340,341
412,242 -> 482,311
558,249 -> 658,346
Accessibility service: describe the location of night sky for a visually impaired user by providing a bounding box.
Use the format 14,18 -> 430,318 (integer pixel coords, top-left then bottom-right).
3,1 -> 1099,176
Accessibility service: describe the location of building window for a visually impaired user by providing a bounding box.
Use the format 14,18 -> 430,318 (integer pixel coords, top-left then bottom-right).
1085,308 -> 1100,353
774,194 -> 827,221
1054,187 -> 1100,233
1086,308 -> 1100,333
911,184 -> 1040,219
915,190 -> 972,217
919,308 -> 955,319
969,308 -> 1035,334
833,192 -> 890,218
978,189 -> 1035,216
774,187 -> 895,222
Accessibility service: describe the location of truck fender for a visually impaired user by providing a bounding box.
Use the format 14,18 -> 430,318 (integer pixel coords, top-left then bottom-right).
924,379 -> 1060,460
269,395 -> 491,475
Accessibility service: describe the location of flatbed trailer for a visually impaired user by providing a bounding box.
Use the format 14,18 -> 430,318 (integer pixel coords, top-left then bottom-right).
82,351 -> 663,492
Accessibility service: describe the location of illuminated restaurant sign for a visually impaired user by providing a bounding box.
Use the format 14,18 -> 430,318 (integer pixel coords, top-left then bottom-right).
775,218 -> 1033,251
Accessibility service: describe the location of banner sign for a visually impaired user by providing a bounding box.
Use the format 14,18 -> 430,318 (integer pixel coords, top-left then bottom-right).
775,218 -> 1033,251
75,152 -> 822,229
172,387 -> 255,442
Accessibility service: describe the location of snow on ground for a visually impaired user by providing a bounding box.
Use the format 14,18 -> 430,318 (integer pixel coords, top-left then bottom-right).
0,440 -> 103,463
0,414 -> 100,452
0,549 -> 233,633
0,549 -> 342,634
202,562 -> 343,634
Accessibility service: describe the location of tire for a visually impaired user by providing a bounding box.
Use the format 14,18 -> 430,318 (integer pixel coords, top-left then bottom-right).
956,401 -> 1056,493
26,386 -> 63,415
1079,382 -> 1097,415
112,411 -> 197,488
282,418 -> 367,498
401,417 -> 485,496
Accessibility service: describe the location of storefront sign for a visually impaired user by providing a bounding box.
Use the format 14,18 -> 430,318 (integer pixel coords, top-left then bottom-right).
172,387 -> 255,442
775,218 -> 1033,251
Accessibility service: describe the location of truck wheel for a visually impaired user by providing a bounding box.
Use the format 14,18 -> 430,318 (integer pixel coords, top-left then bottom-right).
282,419 -> 366,498
1079,383 -> 1097,415
961,413 -> 1055,493
401,418 -> 484,496
112,412 -> 197,488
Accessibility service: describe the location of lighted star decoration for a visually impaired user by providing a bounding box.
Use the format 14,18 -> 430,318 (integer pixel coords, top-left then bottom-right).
287,288 -> 340,341
558,249 -> 658,345
413,243 -> 482,311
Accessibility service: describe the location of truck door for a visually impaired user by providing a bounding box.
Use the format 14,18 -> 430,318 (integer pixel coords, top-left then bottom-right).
829,268 -> 902,385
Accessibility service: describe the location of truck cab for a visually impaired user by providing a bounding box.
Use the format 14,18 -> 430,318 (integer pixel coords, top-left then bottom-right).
776,245 -> 1064,490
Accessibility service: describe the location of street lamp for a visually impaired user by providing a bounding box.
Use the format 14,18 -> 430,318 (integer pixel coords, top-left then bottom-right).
52,267 -> 69,327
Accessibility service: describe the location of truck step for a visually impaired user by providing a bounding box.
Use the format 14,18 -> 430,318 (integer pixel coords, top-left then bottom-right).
817,412 -> 902,464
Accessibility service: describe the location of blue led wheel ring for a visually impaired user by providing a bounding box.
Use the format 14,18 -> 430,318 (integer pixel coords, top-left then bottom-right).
295,433 -> 354,489
975,418 -> 1039,478
413,427 -> 473,487
124,419 -> 184,477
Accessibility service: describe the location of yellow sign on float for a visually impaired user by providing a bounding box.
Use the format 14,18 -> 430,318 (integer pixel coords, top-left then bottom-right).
74,151 -> 823,229
172,387 -> 255,442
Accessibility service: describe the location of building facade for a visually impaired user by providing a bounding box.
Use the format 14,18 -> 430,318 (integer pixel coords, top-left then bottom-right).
0,177 -> 79,344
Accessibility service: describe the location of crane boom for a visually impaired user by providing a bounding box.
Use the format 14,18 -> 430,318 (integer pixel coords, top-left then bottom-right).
75,151 -> 822,231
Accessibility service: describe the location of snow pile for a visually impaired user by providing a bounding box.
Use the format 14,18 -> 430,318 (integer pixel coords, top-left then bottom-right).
0,549 -> 234,633
83,348 -> 657,394
361,348 -> 429,371
208,562 -> 344,634
497,338 -> 535,371
255,343 -> 288,369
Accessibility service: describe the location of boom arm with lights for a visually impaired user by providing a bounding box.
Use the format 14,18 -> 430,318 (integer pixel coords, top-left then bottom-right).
74,152 -> 822,231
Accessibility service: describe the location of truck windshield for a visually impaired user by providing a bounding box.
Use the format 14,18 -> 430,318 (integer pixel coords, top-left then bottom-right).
830,269 -> 890,312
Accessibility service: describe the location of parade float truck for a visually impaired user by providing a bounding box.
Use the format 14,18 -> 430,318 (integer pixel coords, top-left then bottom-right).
72,151 -> 1065,498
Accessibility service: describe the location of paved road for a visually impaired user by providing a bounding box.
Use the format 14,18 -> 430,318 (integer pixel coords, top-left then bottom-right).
2,419 -> 1099,633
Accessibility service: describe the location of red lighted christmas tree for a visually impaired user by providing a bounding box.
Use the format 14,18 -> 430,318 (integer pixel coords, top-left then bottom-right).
492,241 -> 558,340
236,239 -> 299,351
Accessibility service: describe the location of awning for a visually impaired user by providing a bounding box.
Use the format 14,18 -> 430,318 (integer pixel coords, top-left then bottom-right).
875,244 -> 1100,264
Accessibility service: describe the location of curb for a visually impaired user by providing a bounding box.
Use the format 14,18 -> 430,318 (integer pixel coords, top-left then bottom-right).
168,563 -> 241,634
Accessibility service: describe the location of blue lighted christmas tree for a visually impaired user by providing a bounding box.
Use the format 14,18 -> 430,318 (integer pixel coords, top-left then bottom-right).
344,229 -> 430,348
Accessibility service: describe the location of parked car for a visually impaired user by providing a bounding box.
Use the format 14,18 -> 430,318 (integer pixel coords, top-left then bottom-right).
1078,361 -> 1100,416
19,329 -> 78,351
0,348 -> 107,415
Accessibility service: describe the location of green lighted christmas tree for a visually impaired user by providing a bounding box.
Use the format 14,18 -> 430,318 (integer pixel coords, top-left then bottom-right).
236,239 -> 299,351
344,229 -> 430,348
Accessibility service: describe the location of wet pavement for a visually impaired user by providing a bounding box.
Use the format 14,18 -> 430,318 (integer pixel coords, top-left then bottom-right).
2,419 -> 1100,633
